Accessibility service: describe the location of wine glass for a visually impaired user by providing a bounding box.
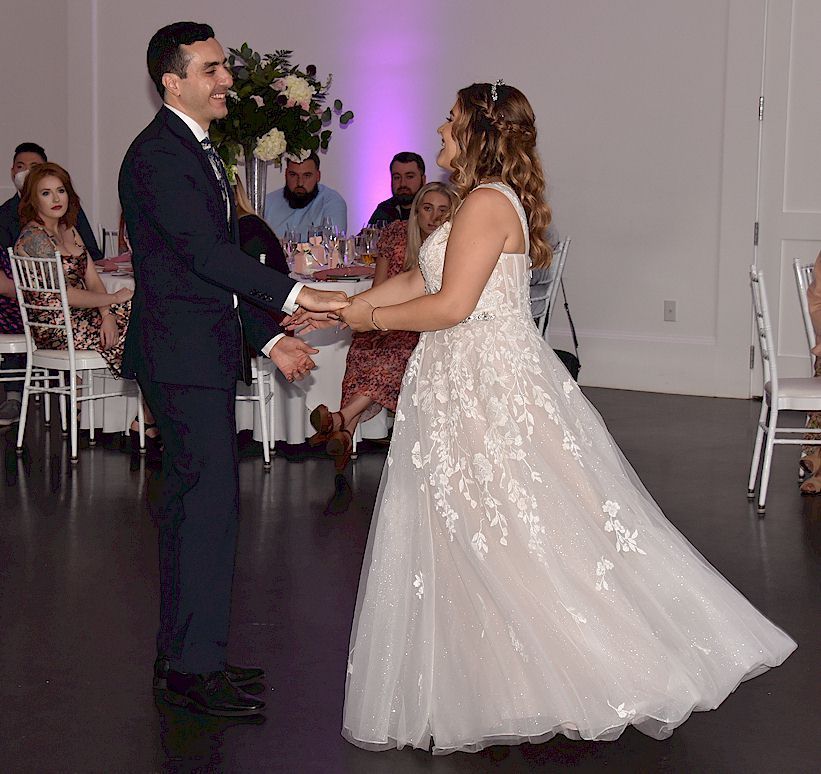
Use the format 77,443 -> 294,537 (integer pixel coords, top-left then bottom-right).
281,228 -> 298,271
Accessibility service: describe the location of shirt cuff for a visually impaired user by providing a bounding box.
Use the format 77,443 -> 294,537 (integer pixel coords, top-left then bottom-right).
261,334 -> 285,357
283,282 -> 305,314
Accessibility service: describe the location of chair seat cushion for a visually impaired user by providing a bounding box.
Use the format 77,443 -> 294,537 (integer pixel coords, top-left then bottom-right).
32,349 -> 109,371
765,379 -> 821,412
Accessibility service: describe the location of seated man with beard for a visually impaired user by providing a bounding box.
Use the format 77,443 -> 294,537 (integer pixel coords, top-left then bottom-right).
367,151 -> 426,225
263,152 -> 347,241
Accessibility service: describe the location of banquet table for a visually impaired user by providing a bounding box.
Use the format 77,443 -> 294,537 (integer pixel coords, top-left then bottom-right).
88,269 -> 389,443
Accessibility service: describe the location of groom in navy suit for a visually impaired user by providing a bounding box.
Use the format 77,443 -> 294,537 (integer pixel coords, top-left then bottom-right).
119,21 -> 347,717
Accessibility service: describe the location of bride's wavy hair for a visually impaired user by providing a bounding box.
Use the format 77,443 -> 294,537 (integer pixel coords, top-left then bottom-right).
449,83 -> 552,269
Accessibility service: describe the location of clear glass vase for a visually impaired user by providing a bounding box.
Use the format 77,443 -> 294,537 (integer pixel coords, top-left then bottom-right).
244,152 -> 268,216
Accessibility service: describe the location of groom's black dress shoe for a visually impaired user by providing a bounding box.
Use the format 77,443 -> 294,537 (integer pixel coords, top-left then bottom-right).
154,657 -> 265,690
163,670 -> 265,717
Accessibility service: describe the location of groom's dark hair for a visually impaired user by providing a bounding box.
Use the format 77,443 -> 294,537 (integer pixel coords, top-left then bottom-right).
147,21 -> 215,98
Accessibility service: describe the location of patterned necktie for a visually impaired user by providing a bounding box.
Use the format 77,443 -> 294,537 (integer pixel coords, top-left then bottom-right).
201,137 -> 231,225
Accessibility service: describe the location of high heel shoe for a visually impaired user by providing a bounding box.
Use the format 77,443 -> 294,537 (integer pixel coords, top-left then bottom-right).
130,418 -> 163,454
800,449 -> 821,478
326,426 -> 353,472
308,404 -> 341,446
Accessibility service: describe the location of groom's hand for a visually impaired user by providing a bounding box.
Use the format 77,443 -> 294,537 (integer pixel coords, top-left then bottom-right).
282,309 -> 347,334
268,336 -> 319,382
295,286 -> 349,313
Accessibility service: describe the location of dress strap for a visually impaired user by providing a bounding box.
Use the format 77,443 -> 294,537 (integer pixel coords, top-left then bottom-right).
472,182 -> 530,255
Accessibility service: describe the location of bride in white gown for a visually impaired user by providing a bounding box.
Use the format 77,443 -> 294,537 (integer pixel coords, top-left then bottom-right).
333,83 -> 796,755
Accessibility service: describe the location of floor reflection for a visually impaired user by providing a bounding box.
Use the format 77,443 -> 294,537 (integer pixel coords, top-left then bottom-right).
155,694 -> 265,773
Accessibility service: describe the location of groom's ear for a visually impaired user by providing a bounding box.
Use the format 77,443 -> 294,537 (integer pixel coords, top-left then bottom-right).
162,72 -> 180,97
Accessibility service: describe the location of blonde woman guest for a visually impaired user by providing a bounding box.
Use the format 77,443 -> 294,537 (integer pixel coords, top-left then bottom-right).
305,182 -> 458,470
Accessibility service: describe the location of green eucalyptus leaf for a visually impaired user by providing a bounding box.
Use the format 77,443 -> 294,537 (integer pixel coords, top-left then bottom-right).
334,99 -> 342,111
340,110 -> 354,125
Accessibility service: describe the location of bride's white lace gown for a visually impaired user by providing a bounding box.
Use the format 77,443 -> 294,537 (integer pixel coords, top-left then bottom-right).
342,183 -> 796,754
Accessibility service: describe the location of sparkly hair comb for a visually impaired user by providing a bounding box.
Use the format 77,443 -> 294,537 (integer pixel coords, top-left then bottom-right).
490,79 -> 505,103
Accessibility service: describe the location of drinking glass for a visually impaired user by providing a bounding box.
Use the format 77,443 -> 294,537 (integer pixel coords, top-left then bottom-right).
281,228 -> 298,271
354,234 -> 372,266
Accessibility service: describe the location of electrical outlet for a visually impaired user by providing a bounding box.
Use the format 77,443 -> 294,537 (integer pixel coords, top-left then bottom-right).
663,300 -> 676,322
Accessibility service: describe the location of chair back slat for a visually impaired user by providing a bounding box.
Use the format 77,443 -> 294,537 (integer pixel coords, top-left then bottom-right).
8,248 -> 78,363
792,256 -> 815,365
532,237 -> 571,339
750,266 -> 777,391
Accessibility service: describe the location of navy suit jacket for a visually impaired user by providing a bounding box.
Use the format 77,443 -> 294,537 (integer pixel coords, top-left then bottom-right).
119,107 -> 298,389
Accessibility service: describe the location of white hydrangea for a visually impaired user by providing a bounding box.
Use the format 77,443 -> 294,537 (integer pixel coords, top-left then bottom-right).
254,127 -> 286,162
273,75 -> 315,109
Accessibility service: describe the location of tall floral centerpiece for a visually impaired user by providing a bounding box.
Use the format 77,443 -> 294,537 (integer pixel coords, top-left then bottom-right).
211,44 -> 353,215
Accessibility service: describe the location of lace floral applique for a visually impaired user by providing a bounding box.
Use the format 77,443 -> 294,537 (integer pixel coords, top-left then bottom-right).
413,572 -> 424,599
595,557 -> 615,591
508,624 -> 529,662
608,701 -> 636,720
471,530 -> 488,560
602,500 -> 647,554
561,602 -> 588,624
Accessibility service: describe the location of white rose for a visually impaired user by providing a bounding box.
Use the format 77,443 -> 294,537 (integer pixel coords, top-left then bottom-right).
254,127 -> 286,162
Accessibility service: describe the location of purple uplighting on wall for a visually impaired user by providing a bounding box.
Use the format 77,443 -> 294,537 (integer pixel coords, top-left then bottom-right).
335,6 -> 443,230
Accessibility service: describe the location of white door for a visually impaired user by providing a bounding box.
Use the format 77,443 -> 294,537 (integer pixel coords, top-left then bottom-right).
755,0 -> 821,390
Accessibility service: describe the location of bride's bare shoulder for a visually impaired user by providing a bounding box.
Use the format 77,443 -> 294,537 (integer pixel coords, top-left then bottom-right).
454,186 -> 519,227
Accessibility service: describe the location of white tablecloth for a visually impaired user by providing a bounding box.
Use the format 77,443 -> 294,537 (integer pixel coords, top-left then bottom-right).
234,275 -> 389,444
89,272 -> 389,442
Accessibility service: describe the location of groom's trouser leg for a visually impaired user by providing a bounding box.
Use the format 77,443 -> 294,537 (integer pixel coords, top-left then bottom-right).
138,378 -> 240,674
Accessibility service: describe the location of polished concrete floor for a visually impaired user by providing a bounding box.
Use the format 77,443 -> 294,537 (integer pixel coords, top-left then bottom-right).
0,388 -> 818,773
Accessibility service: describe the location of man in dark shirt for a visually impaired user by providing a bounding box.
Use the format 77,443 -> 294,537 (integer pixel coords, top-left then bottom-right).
0,142 -> 102,261
367,151 -> 426,224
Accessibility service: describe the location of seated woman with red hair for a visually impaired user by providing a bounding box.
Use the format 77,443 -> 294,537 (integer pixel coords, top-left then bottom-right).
14,162 -> 158,447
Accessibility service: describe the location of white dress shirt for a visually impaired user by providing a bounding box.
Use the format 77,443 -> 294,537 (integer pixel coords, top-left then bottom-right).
164,104 -> 303,355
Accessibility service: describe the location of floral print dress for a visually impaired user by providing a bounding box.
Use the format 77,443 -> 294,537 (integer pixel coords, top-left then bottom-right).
341,220 -> 420,422
0,247 -> 23,334
342,183 -> 795,754
15,223 -> 130,376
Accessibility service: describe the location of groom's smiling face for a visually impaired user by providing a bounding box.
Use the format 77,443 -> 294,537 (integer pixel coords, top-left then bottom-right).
162,37 -> 233,131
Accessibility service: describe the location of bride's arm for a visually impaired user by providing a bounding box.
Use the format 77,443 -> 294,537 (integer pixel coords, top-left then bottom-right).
342,189 -> 510,332
355,265 -> 425,306
283,262 -> 425,332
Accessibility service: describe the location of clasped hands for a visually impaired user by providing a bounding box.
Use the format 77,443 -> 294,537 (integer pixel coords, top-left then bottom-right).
282,294 -> 378,336
268,285 -> 361,382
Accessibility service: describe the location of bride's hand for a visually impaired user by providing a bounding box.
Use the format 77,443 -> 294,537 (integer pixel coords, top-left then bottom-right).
339,297 -> 377,332
282,308 -> 347,334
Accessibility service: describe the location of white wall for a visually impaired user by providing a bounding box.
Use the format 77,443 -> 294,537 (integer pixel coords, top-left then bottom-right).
0,0 -> 69,204
1,0 -> 767,398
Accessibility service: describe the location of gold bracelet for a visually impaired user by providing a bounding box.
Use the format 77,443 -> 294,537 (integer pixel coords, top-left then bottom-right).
371,306 -> 388,331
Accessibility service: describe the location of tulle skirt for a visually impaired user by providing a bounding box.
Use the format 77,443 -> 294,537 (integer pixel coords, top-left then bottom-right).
342,314 -> 796,754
